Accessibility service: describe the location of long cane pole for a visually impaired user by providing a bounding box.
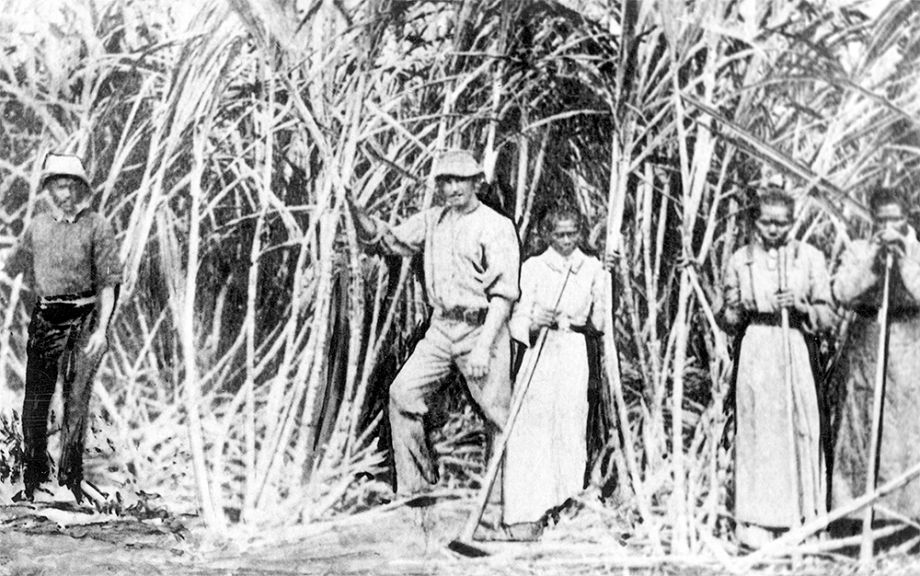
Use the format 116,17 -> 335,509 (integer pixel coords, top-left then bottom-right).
779,247 -> 804,538
448,266 -> 574,557
860,251 -> 894,565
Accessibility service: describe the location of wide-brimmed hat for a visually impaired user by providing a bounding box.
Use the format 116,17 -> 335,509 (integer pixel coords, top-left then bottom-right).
432,150 -> 482,179
40,153 -> 90,189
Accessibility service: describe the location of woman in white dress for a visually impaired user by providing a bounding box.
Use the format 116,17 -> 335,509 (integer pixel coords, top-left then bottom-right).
719,190 -> 835,547
503,206 -> 607,539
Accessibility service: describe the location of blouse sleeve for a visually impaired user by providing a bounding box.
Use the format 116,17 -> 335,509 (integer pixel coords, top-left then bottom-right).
805,246 -> 835,331
898,228 -> 920,303
509,258 -> 537,345
717,252 -> 745,333
588,259 -> 608,333
832,240 -> 880,306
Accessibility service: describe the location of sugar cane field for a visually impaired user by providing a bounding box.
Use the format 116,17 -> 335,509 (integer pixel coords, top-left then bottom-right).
1,0 -> 920,574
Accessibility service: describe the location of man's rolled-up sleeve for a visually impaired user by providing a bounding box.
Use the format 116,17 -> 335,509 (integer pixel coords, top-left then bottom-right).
373,211 -> 429,257
482,218 -> 520,303
93,217 -> 123,288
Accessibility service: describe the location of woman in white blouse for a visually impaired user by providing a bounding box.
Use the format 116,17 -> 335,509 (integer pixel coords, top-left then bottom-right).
503,205 -> 607,540
719,189 -> 834,547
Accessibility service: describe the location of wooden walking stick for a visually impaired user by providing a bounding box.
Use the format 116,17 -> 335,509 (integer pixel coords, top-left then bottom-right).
778,246 -> 804,562
778,248 -> 803,509
860,250 -> 894,566
448,266 -> 575,557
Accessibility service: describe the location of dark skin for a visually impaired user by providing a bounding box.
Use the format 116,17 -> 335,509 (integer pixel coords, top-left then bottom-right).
872,202 -> 911,259
530,218 -> 580,329
754,202 -> 806,313
531,216 -> 618,334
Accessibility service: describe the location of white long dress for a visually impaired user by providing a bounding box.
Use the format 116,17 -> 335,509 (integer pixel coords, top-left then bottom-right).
503,247 -> 606,524
721,240 -> 834,528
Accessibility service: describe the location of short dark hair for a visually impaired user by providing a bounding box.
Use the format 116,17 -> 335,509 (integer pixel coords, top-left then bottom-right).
753,187 -> 795,221
868,187 -> 908,215
540,203 -> 585,238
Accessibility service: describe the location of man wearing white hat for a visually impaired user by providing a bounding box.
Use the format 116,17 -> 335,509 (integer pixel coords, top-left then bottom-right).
347,149 -> 520,498
3,152 -> 121,502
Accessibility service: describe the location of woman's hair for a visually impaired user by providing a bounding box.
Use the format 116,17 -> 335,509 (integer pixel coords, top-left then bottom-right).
752,187 -> 795,221
523,203 -> 589,257
540,203 -> 585,238
868,187 -> 909,215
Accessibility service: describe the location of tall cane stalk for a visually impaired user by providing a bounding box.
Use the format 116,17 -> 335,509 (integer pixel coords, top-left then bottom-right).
604,132 -> 658,548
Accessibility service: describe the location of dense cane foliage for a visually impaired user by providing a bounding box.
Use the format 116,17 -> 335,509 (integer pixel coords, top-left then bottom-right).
1,0 -> 918,557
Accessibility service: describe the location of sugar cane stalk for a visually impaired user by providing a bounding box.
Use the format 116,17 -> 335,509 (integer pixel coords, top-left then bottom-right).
605,132 -> 656,542
740,457 -> 920,569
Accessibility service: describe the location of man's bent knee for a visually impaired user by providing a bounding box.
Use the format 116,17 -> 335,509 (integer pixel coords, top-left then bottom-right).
483,403 -> 509,431
388,379 -> 428,417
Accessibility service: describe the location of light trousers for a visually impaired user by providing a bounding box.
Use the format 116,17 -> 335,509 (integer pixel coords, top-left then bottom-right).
388,317 -> 511,495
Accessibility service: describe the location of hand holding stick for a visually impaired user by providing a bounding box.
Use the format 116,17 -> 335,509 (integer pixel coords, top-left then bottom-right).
874,227 -> 907,260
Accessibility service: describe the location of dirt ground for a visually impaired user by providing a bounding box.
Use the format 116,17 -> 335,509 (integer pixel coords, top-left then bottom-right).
3,497 -> 920,576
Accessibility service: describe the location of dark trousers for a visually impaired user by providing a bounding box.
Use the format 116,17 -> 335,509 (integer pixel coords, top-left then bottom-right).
23,302 -> 103,492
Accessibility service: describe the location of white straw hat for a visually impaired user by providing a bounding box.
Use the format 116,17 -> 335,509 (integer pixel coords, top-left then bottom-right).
40,153 -> 90,189
432,150 -> 482,179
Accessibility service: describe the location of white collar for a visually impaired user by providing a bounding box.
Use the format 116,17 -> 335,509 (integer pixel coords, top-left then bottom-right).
545,246 -> 585,274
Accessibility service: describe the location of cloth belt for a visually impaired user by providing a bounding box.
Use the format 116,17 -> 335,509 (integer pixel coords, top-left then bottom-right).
436,306 -> 488,326
853,305 -> 920,321
547,321 -> 590,334
746,311 -> 805,330
38,290 -> 97,308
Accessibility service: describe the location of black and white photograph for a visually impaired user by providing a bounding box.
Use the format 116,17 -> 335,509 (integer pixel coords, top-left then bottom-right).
0,0 -> 918,574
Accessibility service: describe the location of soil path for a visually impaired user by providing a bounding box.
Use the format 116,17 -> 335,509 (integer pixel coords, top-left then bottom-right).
4,500 -> 920,576
0,502 -> 190,576
0,498 -> 631,576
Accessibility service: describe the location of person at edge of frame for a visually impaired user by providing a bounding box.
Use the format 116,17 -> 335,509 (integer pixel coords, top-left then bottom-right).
344,149 -> 520,501
2,153 -> 122,503
828,187 -> 920,527
501,203 -> 610,541
716,187 -> 835,549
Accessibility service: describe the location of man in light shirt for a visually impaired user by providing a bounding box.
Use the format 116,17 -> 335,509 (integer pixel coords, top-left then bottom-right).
347,149 -> 520,498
